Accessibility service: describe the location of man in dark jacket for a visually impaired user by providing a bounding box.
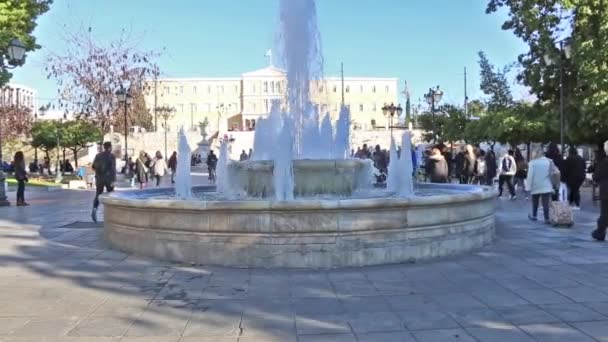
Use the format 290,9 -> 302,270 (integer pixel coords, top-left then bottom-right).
91,142 -> 116,223
592,141 -> 608,241
563,147 -> 586,209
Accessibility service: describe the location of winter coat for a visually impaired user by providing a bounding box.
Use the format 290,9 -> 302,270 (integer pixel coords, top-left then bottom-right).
498,155 -> 517,176
485,153 -> 497,179
463,155 -> 477,177
526,157 -> 554,195
14,162 -> 27,181
168,155 -> 177,171
562,154 -> 586,185
152,158 -> 168,177
426,154 -> 448,183
92,151 -> 116,183
593,158 -> 608,200
135,157 -> 149,183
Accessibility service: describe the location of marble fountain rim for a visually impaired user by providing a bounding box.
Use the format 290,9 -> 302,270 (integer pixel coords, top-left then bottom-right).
100,183 -> 496,211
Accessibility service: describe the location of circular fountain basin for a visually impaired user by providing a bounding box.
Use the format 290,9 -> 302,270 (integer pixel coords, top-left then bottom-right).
227,159 -> 372,197
101,184 -> 495,268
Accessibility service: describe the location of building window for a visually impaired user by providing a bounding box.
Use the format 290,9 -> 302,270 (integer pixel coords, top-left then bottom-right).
164,86 -> 170,95
234,85 -> 239,93
360,85 -> 364,93
372,103 -> 377,111
190,103 -> 197,113
359,104 -> 364,112
385,85 -> 389,93
372,85 -> 376,93
203,103 -> 211,112
264,99 -> 269,112
271,81 -> 275,93
178,104 -> 184,113
193,86 -> 197,94
345,86 -> 350,93
277,82 -> 281,93
264,82 -> 268,93
333,86 -> 337,93
252,103 -> 257,112
207,85 -> 211,93
220,85 -> 225,94
252,84 -> 256,93
180,86 -> 184,94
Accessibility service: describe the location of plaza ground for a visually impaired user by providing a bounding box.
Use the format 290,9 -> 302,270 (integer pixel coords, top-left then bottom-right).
0,183 -> 607,341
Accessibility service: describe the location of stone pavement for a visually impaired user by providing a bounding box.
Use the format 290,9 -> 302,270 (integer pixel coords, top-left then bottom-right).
0,186 -> 607,342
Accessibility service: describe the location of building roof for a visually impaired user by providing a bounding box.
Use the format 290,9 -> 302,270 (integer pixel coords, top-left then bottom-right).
242,66 -> 286,78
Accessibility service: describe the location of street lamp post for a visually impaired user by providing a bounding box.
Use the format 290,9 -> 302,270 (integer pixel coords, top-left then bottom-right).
156,105 -> 175,161
116,87 -> 133,164
381,103 -> 403,137
544,39 -> 572,157
0,38 -> 27,206
424,86 -> 444,143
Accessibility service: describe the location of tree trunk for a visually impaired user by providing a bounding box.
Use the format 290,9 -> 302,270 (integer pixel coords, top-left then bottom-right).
526,142 -> 531,161
72,149 -> 79,168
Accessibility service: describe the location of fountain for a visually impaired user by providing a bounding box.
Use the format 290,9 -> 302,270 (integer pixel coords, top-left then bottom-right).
101,0 -> 495,268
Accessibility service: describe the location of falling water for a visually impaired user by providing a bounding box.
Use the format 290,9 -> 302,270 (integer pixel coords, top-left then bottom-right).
175,128 -> 192,199
333,105 -> 351,159
278,0 -> 323,156
386,137 -> 399,193
397,131 -> 414,197
216,139 -> 231,194
319,113 -> 333,159
273,116 -> 295,200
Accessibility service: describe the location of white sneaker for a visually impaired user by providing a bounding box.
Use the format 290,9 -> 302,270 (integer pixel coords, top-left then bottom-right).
572,206 -> 581,211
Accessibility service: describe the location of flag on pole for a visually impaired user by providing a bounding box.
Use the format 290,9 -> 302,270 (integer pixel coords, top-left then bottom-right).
264,49 -> 272,66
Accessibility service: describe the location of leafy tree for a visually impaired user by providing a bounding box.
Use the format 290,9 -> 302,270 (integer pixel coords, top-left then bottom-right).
417,105 -> 468,143
478,51 -> 513,111
486,0 -> 608,145
60,120 -> 103,167
30,120 -> 59,162
45,27 -> 161,132
0,0 -> 52,85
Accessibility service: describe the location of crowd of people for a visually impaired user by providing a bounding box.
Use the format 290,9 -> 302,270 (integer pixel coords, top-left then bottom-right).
5,138 -> 608,244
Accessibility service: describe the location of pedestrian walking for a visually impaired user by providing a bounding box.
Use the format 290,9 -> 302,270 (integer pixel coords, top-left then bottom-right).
497,150 -> 517,199
91,142 -> 116,223
476,150 -> 487,185
240,150 -> 248,161
425,147 -> 448,183
462,145 -> 477,184
151,151 -> 168,187
125,157 -> 135,188
206,150 -> 218,183
526,148 -> 555,224
485,149 -> 497,186
168,151 -> 177,184
13,151 -> 28,206
135,151 -> 149,189
514,149 -> 528,197
562,147 -> 586,210
546,143 -> 563,201
592,141 -> 608,241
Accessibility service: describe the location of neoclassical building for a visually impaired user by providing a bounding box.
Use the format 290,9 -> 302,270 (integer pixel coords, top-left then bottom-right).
144,66 -> 398,134
0,83 -> 37,113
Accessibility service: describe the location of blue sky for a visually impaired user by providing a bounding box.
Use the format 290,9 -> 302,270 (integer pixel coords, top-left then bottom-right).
12,0 -> 529,108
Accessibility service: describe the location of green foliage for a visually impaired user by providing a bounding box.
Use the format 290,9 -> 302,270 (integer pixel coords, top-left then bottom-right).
60,120 -> 102,167
478,51 -> 513,110
417,105 -> 469,143
30,120 -> 59,157
487,0 -> 608,144
0,0 -> 52,85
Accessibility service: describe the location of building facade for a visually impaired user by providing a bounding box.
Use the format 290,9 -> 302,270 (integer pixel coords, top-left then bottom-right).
0,83 -> 37,113
145,66 -> 398,134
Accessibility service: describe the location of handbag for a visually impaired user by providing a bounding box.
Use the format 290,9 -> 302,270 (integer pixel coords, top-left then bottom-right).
548,160 -> 561,188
